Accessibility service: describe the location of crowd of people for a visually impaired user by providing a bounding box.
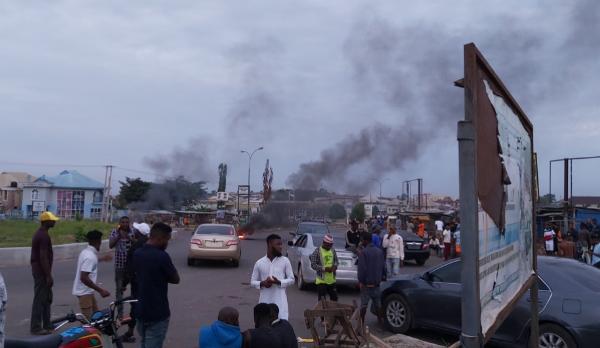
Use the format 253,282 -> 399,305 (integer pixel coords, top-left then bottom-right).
544,219 -> 600,267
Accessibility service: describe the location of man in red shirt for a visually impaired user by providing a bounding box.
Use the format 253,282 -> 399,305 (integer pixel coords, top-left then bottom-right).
30,211 -> 59,335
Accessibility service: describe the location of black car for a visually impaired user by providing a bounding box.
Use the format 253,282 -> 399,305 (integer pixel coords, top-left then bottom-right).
398,230 -> 430,266
379,256 -> 600,348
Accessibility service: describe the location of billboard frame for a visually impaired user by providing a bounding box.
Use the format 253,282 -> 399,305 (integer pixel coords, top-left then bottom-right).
457,43 -> 537,347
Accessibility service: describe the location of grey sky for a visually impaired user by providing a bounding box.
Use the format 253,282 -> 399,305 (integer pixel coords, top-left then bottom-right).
1,1 -> 598,198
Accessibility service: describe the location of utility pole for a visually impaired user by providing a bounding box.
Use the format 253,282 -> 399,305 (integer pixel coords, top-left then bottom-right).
241,147 -> 263,217
101,165 -> 113,222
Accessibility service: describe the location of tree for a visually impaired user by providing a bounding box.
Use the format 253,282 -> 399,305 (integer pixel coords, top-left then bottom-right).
218,163 -> 228,192
538,193 -> 556,204
133,176 -> 208,210
262,159 -> 274,202
350,203 -> 365,223
329,203 -> 347,220
116,177 -> 151,208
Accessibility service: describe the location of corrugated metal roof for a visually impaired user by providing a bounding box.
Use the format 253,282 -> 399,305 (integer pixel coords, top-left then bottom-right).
33,170 -> 103,189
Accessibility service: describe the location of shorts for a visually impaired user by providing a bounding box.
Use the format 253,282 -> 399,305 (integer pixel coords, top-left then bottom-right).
360,286 -> 381,311
77,294 -> 98,320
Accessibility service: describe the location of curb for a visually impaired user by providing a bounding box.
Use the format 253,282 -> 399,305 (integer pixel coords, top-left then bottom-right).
0,230 -> 179,267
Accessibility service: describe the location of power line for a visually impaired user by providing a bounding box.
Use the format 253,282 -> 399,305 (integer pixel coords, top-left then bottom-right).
0,161 -> 104,168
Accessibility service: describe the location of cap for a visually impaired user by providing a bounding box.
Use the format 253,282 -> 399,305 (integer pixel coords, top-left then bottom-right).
323,234 -> 334,245
40,211 -> 59,222
133,222 -> 151,236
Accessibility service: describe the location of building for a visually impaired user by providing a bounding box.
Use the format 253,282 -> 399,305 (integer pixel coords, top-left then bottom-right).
0,172 -> 36,216
21,170 -> 104,219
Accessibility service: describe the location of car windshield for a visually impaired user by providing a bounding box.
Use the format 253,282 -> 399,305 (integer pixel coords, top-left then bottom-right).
195,225 -> 234,235
298,224 -> 329,235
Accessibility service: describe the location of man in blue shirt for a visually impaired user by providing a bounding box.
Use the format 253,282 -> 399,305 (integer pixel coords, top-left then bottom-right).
199,307 -> 242,348
357,232 -> 385,326
133,223 -> 180,348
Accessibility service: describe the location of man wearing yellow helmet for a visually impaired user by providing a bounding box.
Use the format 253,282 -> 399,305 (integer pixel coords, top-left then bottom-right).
30,211 -> 59,335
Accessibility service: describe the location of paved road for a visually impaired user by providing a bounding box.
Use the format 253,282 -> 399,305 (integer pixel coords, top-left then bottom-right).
2,227 -> 445,347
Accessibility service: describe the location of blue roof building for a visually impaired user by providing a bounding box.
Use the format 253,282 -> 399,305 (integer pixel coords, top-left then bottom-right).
22,170 -> 105,220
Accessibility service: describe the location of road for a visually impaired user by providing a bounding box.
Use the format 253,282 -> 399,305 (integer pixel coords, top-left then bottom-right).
2,226 -> 446,347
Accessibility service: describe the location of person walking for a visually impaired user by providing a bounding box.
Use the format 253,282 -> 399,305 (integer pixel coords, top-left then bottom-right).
382,227 -> 404,279
250,234 -> 295,320
310,234 -> 339,302
578,224 -> 592,264
198,307 -> 242,348
30,211 -> 59,335
0,271 -> 6,348
122,222 -> 150,343
357,232 -> 385,327
345,220 -> 360,250
72,230 -> 111,320
133,223 -> 180,348
442,225 -> 452,261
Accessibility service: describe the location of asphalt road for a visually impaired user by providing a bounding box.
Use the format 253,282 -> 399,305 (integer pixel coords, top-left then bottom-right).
2,227 -> 446,347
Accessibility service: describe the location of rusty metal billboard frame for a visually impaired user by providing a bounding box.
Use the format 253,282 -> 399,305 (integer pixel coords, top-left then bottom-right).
456,42 -> 538,347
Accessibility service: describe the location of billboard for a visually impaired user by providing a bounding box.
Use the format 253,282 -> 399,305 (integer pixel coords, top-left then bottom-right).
460,43 -> 535,341
32,201 -> 45,212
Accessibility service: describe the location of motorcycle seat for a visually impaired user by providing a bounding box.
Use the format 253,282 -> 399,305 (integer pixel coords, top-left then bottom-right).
5,334 -> 63,348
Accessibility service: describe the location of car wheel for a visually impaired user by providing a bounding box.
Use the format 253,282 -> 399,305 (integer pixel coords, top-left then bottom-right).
415,258 -> 426,266
297,265 -> 308,291
536,324 -> 576,348
383,294 -> 412,334
187,258 -> 195,267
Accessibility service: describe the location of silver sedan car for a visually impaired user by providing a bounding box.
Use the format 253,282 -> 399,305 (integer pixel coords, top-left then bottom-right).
286,226 -> 358,290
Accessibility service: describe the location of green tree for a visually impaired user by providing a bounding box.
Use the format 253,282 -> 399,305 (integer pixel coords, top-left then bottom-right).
350,203 -> 365,223
218,163 -> 228,192
328,203 -> 347,220
116,177 -> 151,208
538,193 -> 556,204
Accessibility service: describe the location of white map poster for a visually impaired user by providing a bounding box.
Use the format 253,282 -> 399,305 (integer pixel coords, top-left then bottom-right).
479,81 -> 534,335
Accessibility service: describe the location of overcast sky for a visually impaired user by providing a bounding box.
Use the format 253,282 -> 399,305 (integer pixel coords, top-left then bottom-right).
1,1 -> 599,198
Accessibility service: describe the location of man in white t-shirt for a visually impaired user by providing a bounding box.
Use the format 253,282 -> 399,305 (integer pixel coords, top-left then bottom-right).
72,230 -> 110,319
544,227 -> 556,256
435,220 -> 444,233
442,227 -> 452,261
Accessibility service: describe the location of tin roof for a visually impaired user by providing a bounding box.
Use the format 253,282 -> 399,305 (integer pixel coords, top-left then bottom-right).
31,170 -> 103,189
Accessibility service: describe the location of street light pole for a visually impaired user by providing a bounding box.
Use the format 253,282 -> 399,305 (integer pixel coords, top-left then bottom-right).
371,178 -> 389,198
241,146 -> 264,217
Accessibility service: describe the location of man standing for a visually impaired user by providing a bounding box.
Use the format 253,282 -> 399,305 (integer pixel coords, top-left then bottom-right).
0,272 -> 6,347
544,226 -> 556,256
357,232 -> 385,326
122,222 -> 150,343
133,223 -> 180,348
434,219 -> 444,236
442,226 -> 452,261
577,224 -> 592,264
30,211 -> 58,335
310,235 -> 339,302
382,227 -> 404,279
109,216 -> 135,320
250,234 -> 295,320
72,230 -> 111,319
345,220 -> 360,250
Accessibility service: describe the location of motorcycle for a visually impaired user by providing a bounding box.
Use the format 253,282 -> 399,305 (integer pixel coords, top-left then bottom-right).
6,296 -> 137,348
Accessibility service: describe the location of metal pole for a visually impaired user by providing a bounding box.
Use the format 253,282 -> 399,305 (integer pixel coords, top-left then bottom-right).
548,161 -> 551,199
563,158 -> 569,236
247,155 -> 251,217
458,120 -> 482,348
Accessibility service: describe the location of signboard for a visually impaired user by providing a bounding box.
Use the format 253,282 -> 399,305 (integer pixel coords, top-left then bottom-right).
216,192 -> 229,201
32,201 -> 45,212
364,204 -> 374,218
237,185 -> 249,196
459,43 -> 535,342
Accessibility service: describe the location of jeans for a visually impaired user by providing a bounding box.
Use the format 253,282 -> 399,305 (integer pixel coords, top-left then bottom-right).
386,258 -> 400,279
115,269 -> 129,318
30,275 -> 53,332
317,283 -> 338,302
138,318 -> 169,348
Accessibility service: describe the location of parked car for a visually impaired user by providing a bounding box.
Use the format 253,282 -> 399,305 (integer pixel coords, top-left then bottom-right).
397,230 -> 430,265
287,222 -> 358,290
188,224 -> 241,267
379,256 -> 600,348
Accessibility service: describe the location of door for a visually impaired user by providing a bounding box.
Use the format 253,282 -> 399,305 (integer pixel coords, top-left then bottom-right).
289,235 -> 307,275
413,260 -> 463,332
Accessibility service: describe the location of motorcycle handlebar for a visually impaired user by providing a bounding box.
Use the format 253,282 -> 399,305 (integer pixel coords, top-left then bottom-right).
113,296 -> 137,306
51,313 -> 76,324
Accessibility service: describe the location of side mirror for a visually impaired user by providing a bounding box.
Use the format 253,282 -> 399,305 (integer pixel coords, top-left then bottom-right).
422,271 -> 432,281
288,241 -> 294,246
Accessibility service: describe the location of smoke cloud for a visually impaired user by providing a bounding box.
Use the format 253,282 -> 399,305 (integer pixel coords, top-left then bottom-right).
144,137 -> 214,182
286,12 -> 547,193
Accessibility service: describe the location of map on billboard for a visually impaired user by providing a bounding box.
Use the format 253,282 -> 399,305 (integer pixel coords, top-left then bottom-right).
479,80 -> 534,335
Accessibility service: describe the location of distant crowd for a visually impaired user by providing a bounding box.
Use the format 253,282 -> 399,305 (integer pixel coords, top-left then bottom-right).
544,218 -> 600,267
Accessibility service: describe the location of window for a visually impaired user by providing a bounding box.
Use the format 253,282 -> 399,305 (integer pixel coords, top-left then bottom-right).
93,191 -> 103,203
429,261 -> 461,283
32,189 -> 39,200
295,235 -> 307,248
90,207 -> 102,219
57,190 -> 85,219
195,225 -> 234,235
